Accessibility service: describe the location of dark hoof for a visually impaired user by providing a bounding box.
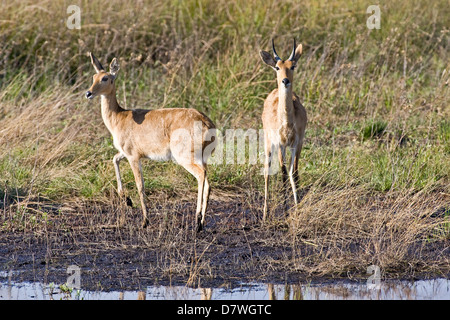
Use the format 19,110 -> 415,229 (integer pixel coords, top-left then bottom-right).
196,220 -> 204,233
142,218 -> 149,229
126,196 -> 133,207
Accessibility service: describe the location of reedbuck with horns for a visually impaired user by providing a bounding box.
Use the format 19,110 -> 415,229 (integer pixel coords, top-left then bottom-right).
86,53 -> 216,232
260,39 -> 307,221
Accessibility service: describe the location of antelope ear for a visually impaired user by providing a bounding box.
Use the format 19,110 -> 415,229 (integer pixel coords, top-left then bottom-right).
89,52 -> 104,73
109,58 -> 120,78
259,50 -> 277,68
292,44 -> 303,62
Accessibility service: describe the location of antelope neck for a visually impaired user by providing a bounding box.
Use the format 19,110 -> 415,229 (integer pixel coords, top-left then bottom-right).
100,89 -> 124,131
277,86 -> 294,126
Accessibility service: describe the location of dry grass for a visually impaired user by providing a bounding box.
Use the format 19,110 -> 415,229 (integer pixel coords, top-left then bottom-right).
287,185 -> 449,277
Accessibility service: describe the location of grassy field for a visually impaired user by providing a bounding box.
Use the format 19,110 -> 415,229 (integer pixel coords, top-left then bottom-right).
0,0 -> 449,283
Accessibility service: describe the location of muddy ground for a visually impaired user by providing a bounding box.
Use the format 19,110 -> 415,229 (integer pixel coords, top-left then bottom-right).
0,198 -> 304,291
0,192 -> 449,292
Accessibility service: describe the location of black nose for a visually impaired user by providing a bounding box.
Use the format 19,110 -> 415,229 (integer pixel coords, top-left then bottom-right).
85,91 -> 92,99
282,78 -> 290,86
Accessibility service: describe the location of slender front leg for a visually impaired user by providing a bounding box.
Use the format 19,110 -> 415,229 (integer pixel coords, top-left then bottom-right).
288,146 -> 299,206
263,154 -> 270,222
293,142 -> 303,201
263,142 -> 275,222
128,157 -> 149,228
113,152 -> 125,195
278,146 -> 288,211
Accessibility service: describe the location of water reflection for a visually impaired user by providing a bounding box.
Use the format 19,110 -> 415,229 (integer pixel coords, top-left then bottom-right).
268,283 -> 303,300
265,280 -> 450,300
0,277 -> 449,300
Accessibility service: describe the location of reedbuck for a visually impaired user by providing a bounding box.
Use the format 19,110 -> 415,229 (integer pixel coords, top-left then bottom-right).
85,53 -> 216,232
260,39 -> 307,221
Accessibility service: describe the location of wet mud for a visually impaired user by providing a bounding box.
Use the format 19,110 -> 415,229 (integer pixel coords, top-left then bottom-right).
0,195 -> 448,292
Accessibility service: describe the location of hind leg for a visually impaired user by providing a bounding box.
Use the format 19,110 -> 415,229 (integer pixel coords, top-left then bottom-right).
182,163 -> 206,232
200,174 -> 210,229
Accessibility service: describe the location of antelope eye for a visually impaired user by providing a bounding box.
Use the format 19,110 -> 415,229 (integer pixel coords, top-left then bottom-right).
101,76 -> 109,82
290,66 -> 296,70
275,66 -> 280,71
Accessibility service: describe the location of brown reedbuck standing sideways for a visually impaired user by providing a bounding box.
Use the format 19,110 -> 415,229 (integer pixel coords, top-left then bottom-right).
85,53 -> 216,232
259,39 -> 307,221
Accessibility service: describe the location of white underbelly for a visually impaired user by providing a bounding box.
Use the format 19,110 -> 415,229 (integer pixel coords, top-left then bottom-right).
146,151 -> 172,162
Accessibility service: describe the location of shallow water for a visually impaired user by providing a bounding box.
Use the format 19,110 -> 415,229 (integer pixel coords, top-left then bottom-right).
0,275 -> 449,300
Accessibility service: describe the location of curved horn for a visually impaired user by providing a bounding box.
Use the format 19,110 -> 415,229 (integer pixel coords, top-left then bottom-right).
272,39 -> 281,61
288,38 -> 296,61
